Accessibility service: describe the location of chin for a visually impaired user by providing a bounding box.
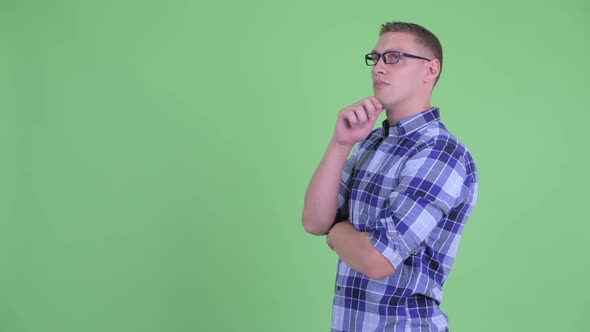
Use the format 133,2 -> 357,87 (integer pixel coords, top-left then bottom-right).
374,93 -> 396,109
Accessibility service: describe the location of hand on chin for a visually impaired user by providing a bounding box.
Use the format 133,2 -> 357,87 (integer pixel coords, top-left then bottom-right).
373,94 -> 394,111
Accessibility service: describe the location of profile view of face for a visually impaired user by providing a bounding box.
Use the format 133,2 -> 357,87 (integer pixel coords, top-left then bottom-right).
371,32 -> 431,109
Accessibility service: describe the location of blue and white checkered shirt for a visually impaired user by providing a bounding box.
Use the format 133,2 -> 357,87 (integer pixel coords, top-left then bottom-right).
331,108 -> 478,331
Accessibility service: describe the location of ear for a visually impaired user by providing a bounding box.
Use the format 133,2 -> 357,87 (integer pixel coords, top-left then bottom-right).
424,59 -> 441,84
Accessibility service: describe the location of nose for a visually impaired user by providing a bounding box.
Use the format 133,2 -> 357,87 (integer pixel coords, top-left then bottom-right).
372,57 -> 387,76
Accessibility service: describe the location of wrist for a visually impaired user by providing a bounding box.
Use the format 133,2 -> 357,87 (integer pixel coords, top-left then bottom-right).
328,139 -> 354,154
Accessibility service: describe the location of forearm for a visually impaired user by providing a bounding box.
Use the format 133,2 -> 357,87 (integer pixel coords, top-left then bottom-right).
327,222 -> 395,280
302,139 -> 353,235
302,96 -> 383,235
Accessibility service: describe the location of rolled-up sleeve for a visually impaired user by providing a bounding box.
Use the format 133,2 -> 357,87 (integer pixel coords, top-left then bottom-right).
368,139 -> 470,270
334,145 -> 360,223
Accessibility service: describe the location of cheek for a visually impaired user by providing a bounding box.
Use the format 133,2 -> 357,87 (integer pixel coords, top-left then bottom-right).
392,70 -> 421,91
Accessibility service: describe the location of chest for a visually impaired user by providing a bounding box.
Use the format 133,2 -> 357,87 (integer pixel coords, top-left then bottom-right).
347,141 -> 411,229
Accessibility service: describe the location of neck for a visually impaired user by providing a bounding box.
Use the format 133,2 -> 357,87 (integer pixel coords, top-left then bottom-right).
385,97 -> 432,125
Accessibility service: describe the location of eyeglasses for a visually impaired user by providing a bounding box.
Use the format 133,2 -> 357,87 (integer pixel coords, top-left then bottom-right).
365,51 -> 431,66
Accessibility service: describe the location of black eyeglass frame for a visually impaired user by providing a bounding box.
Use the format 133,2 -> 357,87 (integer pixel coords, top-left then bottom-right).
365,51 -> 431,66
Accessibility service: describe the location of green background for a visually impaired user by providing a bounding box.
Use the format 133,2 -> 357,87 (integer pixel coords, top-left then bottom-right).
1,0 -> 588,331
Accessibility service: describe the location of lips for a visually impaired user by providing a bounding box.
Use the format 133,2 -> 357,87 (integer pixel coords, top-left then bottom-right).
373,81 -> 389,87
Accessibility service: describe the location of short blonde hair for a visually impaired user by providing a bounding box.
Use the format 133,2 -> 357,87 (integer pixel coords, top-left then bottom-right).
380,21 -> 443,84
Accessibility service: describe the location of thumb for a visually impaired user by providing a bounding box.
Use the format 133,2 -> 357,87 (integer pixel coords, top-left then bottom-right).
369,96 -> 385,119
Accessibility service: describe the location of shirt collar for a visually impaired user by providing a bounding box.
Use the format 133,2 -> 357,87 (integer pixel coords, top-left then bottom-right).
380,107 -> 440,137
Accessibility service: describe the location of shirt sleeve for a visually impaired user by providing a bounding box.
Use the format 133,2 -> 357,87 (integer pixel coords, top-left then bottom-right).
368,138 -> 471,270
334,144 -> 360,223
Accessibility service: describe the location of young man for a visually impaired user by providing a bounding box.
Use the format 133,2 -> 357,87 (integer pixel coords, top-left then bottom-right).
301,22 -> 478,331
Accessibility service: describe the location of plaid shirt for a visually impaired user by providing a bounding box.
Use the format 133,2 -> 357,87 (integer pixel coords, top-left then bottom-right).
331,108 -> 478,331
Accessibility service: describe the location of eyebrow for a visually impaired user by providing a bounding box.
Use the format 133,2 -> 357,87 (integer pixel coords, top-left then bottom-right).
371,48 -> 407,54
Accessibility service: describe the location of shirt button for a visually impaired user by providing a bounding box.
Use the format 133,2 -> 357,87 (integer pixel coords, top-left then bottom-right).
337,286 -> 341,291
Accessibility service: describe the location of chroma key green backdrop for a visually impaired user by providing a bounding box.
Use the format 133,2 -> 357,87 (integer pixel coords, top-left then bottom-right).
1,0 -> 588,331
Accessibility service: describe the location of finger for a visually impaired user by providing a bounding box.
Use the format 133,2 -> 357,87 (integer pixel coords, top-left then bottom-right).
367,97 -> 384,118
353,105 -> 369,127
368,96 -> 383,109
343,109 -> 358,128
360,99 -> 375,122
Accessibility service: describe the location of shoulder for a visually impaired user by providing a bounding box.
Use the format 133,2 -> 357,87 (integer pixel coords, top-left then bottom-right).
409,122 -> 477,177
415,122 -> 470,157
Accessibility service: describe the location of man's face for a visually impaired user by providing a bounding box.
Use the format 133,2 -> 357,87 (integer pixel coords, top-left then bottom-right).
371,32 -> 430,109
